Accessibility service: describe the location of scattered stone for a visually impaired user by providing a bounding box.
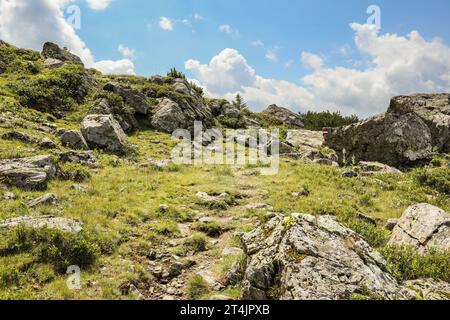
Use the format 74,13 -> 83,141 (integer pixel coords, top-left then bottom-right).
28,193 -> 57,208
58,150 -> 98,167
60,130 -> 89,150
129,284 -> 145,300
209,294 -> 234,301
241,213 -> 412,300
385,219 -> 399,231
159,204 -> 170,213
81,114 -> 129,154
2,131 -> 33,143
0,155 -> 57,189
39,138 -> 58,149
244,203 -> 273,211
140,158 -> 171,170
196,192 -> 229,202
44,58 -> 64,68
357,161 -> 403,175
388,203 -> 450,252
261,105 -> 304,128
0,216 -> 83,233
357,212 -> 378,226
3,192 -> 16,200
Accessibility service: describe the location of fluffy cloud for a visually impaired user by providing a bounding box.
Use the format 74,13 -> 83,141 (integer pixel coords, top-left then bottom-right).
186,23 -> 450,117
118,44 -> 135,59
159,17 -> 173,31
265,49 -> 278,63
86,0 -> 111,11
93,59 -> 135,75
0,0 -> 134,75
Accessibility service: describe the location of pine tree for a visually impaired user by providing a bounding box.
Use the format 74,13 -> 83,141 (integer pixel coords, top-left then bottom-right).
233,93 -> 248,110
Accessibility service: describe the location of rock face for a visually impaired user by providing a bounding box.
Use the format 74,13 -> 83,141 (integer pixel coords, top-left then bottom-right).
325,94 -> 450,168
0,155 -> 57,189
285,130 -> 324,151
42,42 -> 83,65
0,216 -> 83,233
91,97 -> 139,133
261,105 -> 304,128
81,114 -> 129,154
325,112 -> 432,168
241,213 -> 411,300
389,94 -> 450,153
44,58 -> 64,68
388,204 -> 450,252
150,79 -> 213,133
403,279 -> 450,300
103,82 -> 151,115
60,130 -> 89,150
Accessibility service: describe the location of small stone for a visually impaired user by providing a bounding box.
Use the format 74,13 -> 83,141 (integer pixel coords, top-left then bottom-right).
39,138 -> 58,149
3,192 -> 16,200
159,204 -> 170,213
28,193 -> 57,208
385,218 -> 399,231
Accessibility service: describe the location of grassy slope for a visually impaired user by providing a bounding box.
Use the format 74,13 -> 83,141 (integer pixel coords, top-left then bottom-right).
0,44 -> 449,300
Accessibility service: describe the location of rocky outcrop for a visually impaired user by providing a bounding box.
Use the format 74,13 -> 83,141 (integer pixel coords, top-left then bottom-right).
60,130 -> 89,150
388,94 -> 450,153
325,94 -> 450,168
150,78 -> 213,133
241,213 -> 411,300
90,97 -> 139,133
403,279 -> 450,300
261,105 -> 304,128
0,155 -> 57,189
58,150 -> 99,168
325,112 -> 432,168
80,114 -> 129,154
44,58 -> 64,68
0,216 -> 83,233
103,82 -> 151,115
285,130 -> 324,151
357,162 -> 403,176
388,204 -> 450,252
42,42 -> 83,65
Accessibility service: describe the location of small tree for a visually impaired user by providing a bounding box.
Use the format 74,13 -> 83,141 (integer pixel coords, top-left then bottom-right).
232,93 -> 248,111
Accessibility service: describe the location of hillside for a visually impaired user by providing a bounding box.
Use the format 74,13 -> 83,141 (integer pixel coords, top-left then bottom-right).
0,41 -> 449,300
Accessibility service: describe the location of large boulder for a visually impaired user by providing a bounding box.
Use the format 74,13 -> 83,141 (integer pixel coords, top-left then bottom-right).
81,114 -> 129,154
91,97 -> 139,133
388,204 -> 450,252
286,130 -> 324,151
151,98 -> 187,133
325,94 -> 450,168
241,213 -> 412,300
41,42 -> 83,65
261,105 -> 304,128
388,94 -> 450,153
0,155 -> 57,189
325,112 -> 433,168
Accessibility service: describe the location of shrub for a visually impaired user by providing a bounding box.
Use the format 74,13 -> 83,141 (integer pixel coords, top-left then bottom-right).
60,163 -> 91,182
413,167 -> 450,194
148,220 -> 179,236
0,226 -> 100,272
382,246 -> 450,282
187,275 -> 210,299
191,221 -> 224,238
299,110 -> 359,131
175,235 -> 207,256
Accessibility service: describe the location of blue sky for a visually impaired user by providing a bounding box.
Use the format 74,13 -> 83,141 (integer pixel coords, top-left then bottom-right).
1,0 -> 450,116
75,0 -> 450,80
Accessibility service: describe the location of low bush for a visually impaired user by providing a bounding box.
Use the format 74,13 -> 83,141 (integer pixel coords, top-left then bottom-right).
187,275 -> 210,299
413,167 -> 450,194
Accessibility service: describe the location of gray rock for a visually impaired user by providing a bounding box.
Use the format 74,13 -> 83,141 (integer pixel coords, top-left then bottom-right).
0,216 -> 83,233
357,161 -> 403,175
325,112 -> 432,168
42,42 -> 83,65
44,58 -> 64,68
151,98 -> 186,133
240,213 -> 412,300
103,82 -> 151,115
58,150 -> 98,167
28,193 -> 57,208
385,219 -> 399,231
39,138 -> 57,149
286,130 -> 324,151
261,105 -> 304,128
3,192 -> 16,200
0,60 -> 6,74
0,155 -> 57,189
2,131 -> 34,143
81,114 -> 129,154
388,203 -> 450,252
60,130 -> 89,150
402,279 -> 450,300
140,158 -> 171,171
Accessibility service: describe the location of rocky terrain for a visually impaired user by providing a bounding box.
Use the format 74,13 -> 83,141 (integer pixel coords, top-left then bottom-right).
0,41 -> 449,300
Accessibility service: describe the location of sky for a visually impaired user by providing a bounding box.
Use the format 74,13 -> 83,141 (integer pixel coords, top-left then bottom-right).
0,0 -> 450,117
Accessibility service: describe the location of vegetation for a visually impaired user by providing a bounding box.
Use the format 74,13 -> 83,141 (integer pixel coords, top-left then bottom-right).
299,110 -> 359,131
187,275 -> 210,299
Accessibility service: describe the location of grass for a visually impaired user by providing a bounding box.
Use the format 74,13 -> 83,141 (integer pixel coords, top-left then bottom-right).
187,275 -> 210,299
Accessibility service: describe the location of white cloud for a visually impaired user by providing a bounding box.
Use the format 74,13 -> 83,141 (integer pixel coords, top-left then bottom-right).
0,0 -> 134,75
93,59 -> 135,75
219,24 -> 232,34
265,49 -> 278,62
194,13 -> 204,21
301,52 -> 324,70
186,23 -> 450,117
159,17 -> 173,31
251,40 -> 264,47
118,44 -> 135,59
86,0 -> 111,11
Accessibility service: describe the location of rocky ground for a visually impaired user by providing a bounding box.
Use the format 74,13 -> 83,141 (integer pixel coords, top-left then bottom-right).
0,41 -> 449,300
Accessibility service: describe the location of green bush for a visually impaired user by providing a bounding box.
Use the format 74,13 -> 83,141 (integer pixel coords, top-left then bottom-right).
413,167 -> 450,194
382,246 -> 450,282
0,45 -> 42,74
191,221 -> 224,238
299,110 -> 359,131
187,275 -> 210,299
60,163 -> 91,182
0,226 -> 100,272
